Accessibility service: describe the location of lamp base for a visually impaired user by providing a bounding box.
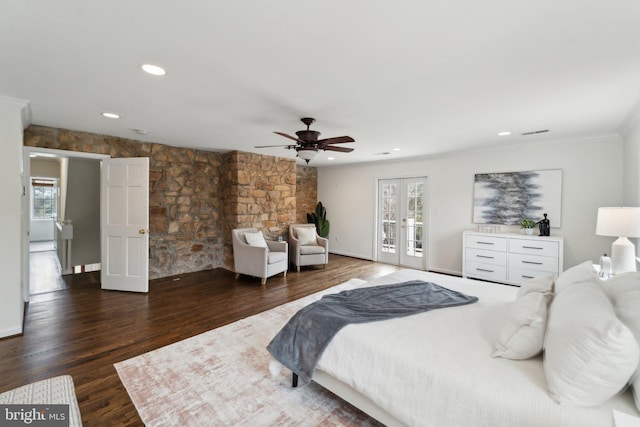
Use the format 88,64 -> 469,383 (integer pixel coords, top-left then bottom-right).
611,237 -> 637,274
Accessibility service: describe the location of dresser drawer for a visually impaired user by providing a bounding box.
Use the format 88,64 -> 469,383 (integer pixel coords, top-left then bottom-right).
508,268 -> 557,285
508,253 -> 558,273
465,261 -> 507,282
465,248 -> 507,266
465,235 -> 507,252
508,238 -> 559,257
463,232 -> 562,286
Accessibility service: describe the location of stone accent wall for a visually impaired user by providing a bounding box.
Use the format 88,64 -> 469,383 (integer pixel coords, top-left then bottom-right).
221,151 -> 297,269
296,166 -> 317,224
24,125 -> 224,279
24,125 -> 318,280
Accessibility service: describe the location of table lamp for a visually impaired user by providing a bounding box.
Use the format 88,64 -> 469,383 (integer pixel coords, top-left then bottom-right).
596,207 -> 640,274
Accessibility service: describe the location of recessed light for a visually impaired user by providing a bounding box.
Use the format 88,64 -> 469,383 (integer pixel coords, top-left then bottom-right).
132,129 -> 148,135
327,157 -> 335,160
141,64 -> 166,76
392,148 -> 401,151
498,131 -> 511,136
102,112 -> 120,119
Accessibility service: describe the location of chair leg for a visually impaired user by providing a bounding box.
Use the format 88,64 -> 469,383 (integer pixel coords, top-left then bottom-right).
297,266 -> 300,272
283,271 -> 287,277
235,273 -> 240,279
261,277 -> 266,285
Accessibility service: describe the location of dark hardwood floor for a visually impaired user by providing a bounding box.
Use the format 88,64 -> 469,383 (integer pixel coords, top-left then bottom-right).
0,255 -> 402,426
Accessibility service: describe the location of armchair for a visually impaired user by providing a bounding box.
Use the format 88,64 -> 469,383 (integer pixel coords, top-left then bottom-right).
231,228 -> 288,285
289,224 -> 329,272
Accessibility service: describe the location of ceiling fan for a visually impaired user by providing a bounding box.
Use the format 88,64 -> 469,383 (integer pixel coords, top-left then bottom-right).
255,117 -> 355,164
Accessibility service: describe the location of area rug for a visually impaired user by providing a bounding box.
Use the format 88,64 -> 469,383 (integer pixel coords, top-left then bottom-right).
0,375 -> 83,426
115,279 -> 383,427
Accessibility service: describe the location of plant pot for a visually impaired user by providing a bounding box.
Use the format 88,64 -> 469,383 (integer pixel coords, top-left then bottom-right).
524,228 -> 534,236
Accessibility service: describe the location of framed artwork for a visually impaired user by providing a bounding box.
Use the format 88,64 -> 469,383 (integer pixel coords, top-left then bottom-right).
473,169 -> 562,227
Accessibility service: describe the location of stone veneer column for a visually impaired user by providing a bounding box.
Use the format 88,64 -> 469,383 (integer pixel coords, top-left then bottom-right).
221,151 -> 297,269
296,166 -> 317,224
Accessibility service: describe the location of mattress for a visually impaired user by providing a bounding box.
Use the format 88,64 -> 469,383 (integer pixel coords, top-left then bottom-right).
314,269 -> 639,427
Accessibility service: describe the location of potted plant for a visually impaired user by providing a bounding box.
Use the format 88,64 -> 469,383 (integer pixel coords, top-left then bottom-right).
307,201 -> 330,238
520,218 -> 536,235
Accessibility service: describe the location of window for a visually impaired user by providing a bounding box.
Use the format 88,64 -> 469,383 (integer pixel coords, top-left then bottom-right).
32,178 -> 57,219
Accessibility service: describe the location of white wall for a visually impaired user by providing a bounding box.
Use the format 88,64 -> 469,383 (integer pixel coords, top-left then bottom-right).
318,135 -> 623,275
0,96 -> 29,338
622,104 -> 640,206
65,158 -> 101,266
621,102 -> 640,254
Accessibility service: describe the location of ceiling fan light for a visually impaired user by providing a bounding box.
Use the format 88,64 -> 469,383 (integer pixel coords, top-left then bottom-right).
297,149 -> 318,163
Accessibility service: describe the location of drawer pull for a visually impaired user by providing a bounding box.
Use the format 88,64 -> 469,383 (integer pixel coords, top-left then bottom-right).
522,246 -> 543,250
477,241 -> 495,245
522,275 -> 535,279
477,268 -> 494,273
476,255 -> 494,259
522,260 -> 543,265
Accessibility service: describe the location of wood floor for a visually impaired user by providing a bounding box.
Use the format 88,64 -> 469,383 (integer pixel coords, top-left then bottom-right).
30,248 -> 69,294
0,255 -> 402,426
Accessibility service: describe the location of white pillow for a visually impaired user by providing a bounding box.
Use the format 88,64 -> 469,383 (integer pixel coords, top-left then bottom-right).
492,291 -> 550,360
517,275 -> 554,298
244,231 -> 268,248
601,272 -> 640,411
554,261 -> 598,293
295,227 -> 317,246
544,279 -> 639,407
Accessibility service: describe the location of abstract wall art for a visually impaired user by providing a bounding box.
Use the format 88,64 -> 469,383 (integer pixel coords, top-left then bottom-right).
473,169 -> 562,227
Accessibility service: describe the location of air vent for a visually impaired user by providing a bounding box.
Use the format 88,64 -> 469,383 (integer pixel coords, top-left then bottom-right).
521,129 -> 549,136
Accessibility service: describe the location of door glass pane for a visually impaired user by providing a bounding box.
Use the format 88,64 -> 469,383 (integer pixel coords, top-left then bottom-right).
405,181 -> 424,258
381,183 -> 397,254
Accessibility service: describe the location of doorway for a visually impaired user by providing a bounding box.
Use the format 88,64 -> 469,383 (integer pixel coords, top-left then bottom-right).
376,177 -> 428,269
22,147 -> 109,300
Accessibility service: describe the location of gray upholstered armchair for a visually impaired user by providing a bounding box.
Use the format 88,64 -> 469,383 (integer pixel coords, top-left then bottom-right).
231,228 -> 288,285
289,224 -> 329,272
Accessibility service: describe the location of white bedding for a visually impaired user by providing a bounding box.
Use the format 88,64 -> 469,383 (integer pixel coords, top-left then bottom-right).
315,269 -> 640,427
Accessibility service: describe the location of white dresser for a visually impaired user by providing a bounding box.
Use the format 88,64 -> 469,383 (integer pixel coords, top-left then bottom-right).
462,231 -> 563,286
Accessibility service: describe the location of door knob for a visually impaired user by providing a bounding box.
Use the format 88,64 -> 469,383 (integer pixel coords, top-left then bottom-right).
139,229 -> 147,234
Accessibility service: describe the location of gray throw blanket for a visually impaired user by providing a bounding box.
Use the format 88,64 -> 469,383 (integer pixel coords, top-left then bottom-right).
267,280 -> 478,385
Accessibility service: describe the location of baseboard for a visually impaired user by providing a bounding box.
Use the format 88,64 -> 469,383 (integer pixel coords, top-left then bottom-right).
0,326 -> 23,340
329,250 -> 373,261
428,267 -> 462,277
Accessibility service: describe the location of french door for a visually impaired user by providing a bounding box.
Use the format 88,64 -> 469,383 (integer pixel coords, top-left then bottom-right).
377,177 -> 427,269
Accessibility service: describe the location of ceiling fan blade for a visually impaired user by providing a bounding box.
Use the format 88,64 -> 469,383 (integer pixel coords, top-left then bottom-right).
254,144 -> 294,148
317,136 -> 355,145
323,146 -> 354,153
274,131 -> 305,144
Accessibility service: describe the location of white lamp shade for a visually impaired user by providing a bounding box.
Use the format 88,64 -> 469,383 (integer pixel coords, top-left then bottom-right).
596,207 -> 640,238
297,149 -> 318,161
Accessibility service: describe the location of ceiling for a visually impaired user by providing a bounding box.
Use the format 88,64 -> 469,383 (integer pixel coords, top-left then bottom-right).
3,1 -> 640,166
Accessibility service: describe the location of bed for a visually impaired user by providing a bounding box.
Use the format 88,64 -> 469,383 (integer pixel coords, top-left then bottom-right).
294,269 -> 640,427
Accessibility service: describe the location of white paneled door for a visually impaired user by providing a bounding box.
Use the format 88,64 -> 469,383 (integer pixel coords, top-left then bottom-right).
101,157 -> 149,292
377,177 -> 427,269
